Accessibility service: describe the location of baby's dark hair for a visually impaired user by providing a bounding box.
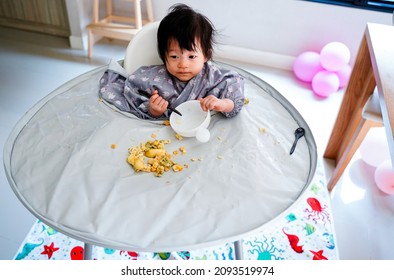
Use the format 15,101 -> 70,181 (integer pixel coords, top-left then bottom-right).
157,4 -> 216,63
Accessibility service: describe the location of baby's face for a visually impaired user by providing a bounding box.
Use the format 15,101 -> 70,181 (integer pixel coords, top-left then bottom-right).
165,39 -> 207,82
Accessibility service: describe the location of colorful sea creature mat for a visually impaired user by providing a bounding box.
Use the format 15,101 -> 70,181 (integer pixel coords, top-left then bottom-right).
14,160 -> 338,260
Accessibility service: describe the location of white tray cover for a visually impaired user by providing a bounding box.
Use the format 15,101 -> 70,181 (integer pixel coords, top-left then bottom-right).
4,63 -> 316,252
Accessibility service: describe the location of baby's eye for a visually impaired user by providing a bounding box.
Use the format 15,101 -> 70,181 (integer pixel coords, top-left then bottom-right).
189,55 -> 197,59
169,55 -> 178,59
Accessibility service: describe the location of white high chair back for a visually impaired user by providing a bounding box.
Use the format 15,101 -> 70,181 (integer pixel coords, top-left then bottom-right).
123,21 -> 162,75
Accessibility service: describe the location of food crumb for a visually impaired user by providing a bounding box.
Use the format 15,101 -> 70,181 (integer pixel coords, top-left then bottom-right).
110,144 -> 116,149
175,133 -> 183,140
191,156 -> 204,162
163,120 -> 170,126
172,164 -> 183,172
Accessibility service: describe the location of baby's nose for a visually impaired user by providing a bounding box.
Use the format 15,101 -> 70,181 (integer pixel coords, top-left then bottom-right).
178,59 -> 188,68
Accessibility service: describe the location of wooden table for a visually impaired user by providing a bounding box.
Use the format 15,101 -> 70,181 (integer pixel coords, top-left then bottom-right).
324,23 -> 394,191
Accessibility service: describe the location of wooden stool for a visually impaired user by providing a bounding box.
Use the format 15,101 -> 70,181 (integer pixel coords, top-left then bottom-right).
87,0 -> 154,58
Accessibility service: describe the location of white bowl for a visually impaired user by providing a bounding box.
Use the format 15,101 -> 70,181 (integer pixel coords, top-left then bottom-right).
169,100 -> 210,142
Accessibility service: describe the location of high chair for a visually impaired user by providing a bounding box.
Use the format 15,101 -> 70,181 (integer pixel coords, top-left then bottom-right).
123,21 -> 161,74
87,0 -> 154,58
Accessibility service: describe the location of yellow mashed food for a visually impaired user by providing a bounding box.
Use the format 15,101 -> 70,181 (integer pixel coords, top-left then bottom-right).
127,139 -> 183,177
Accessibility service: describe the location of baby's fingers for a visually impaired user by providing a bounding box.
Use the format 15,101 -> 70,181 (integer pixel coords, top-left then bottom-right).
198,98 -> 209,112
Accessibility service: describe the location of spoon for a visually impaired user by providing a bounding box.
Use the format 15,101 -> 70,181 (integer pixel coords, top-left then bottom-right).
138,88 -> 182,116
290,127 -> 305,155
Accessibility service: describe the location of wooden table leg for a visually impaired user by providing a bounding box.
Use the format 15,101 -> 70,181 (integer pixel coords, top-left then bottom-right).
324,35 -> 376,191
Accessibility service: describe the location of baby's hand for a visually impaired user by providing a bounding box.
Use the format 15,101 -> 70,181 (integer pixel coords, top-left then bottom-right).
198,96 -> 234,113
149,90 -> 168,117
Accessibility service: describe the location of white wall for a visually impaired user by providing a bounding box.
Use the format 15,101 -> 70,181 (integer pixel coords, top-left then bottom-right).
65,0 -> 93,49
152,0 -> 391,66
67,0 -> 392,68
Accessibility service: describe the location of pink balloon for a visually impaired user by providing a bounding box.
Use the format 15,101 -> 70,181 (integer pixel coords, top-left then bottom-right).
359,128 -> 390,167
293,51 -> 323,82
311,70 -> 340,98
374,160 -> 394,195
336,64 -> 352,88
320,42 -> 351,72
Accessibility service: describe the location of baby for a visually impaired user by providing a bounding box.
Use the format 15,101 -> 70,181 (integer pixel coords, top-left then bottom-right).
100,4 -> 244,120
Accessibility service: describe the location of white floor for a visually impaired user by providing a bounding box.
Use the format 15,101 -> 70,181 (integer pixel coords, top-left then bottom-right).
1,26 -> 393,260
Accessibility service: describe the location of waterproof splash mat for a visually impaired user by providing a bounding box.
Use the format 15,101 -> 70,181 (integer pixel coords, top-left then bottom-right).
6,62 -> 320,254
14,160 -> 338,260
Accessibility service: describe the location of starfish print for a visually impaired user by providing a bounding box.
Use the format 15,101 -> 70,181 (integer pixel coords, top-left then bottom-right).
310,250 -> 328,260
41,242 -> 59,259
